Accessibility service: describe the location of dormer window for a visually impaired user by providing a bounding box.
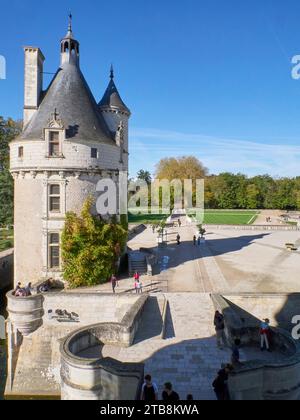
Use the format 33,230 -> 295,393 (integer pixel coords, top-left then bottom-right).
49,131 -> 60,157
44,109 -> 65,158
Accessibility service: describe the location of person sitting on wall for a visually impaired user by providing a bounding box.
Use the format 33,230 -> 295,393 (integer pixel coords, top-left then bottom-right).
24,282 -> 33,297
13,282 -> 22,296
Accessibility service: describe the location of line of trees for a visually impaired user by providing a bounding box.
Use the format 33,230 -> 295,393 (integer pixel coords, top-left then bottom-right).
0,117 -> 21,226
137,157 -> 300,211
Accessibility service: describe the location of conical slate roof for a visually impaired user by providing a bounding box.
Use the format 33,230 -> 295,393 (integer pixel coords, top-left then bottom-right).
22,62 -> 114,144
99,77 -> 130,115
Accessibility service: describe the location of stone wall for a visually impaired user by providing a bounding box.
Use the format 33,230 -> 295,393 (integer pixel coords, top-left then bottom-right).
0,249 -> 14,291
211,293 -> 300,400
5,292 -> 147,399
59,294 -> 147,400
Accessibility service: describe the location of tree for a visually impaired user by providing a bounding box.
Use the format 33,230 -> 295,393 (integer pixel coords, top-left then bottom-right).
0,117 -> 22,226
61,198 -> 128,288
137,169 -> 152,185
155,156 -> 208,181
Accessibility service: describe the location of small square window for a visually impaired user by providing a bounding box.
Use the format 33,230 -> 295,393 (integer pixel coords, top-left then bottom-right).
91,148 -> 98,159
18,147 -> 24,158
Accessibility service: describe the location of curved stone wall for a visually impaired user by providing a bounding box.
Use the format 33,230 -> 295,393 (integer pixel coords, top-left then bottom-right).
6,291 -> 44,336
60,295 -> 147,400
211,293 -> 300,400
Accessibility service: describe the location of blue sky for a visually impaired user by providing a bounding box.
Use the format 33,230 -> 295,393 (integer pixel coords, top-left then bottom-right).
1,0 -> 300,177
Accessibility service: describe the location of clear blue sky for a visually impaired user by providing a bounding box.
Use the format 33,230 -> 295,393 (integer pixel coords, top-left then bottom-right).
1,0 -> 300,177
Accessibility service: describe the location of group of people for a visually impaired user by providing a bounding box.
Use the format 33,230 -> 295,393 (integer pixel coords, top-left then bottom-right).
141,375 -> 190,401
13,282 -> 33,297
193,235 -> 203,246
110,271 -> 143,294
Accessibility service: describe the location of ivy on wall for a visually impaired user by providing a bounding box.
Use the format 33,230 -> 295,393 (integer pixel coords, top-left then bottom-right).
61,198 -> 128,289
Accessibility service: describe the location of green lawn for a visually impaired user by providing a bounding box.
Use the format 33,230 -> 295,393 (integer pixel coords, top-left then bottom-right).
128,213 -> 169,224
129,210 -> 259,225
192,210 -> 259,225
0,229 -> 14,251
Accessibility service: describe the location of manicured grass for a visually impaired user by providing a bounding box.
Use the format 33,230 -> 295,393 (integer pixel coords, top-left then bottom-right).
129,211 -> 260,225
128,213 -> 169,224
191,210 -> 259,225
0,229 -> 14,251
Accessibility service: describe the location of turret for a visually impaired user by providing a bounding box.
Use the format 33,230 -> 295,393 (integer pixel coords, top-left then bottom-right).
99,66 -> 131,165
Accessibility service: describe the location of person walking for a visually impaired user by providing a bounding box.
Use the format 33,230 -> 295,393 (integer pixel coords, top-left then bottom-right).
177,234 -> 181,245
214,311 -> 226,349
197,236 -> 201,246
260,319 -> 271,352
162,382 -> 180,401
178,219 -> 182,228
212,365 -> 232,401
134,278 -> 143,294
141,375 -> 159,401
111,274 -> 117,294
193,235 -> 197,246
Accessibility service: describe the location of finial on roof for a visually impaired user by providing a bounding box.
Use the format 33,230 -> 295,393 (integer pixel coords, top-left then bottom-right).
68,12 -> 73,33
110,64 -> 114,80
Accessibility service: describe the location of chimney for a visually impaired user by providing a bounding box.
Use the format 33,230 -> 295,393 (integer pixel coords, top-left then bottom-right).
23,47 -> 45,127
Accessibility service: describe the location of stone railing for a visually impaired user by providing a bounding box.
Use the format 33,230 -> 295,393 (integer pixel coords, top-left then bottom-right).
205,224 -> 299,231
60,294 -> 148,400
6,291 -> 44,336
211,294 -> 300,400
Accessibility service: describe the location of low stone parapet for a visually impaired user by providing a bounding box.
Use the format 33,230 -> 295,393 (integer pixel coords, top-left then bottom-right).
6,291 -> 44,336
60,294 -> 148,400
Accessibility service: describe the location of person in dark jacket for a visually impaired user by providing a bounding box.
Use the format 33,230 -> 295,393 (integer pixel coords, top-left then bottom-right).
214,311 -> 226,349
162,382 -> 180,401
212,364 -> 233,400
141,375 -> 158,401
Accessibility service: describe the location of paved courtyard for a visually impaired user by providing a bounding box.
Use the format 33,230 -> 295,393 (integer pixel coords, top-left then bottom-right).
86,220 -> 300,294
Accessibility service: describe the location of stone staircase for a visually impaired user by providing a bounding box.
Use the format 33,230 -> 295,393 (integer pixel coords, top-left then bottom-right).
128,251 -> 147,276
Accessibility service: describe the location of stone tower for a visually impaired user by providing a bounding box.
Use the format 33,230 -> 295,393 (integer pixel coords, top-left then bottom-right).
10,19 -> 131,285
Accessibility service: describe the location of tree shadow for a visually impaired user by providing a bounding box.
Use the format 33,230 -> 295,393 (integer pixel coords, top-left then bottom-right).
149,233 -> 270,273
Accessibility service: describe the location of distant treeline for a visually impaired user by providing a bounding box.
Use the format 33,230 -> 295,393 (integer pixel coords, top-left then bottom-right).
204,173 -> 300,210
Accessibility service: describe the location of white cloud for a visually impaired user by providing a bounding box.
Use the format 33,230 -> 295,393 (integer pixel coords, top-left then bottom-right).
129,128 -> 300,177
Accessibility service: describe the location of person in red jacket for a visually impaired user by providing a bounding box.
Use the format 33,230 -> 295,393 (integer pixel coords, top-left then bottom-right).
260,319 -> 271,352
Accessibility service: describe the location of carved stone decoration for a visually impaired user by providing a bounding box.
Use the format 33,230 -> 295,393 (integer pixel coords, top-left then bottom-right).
46,108 -> 65,129
30,170 -> 37,179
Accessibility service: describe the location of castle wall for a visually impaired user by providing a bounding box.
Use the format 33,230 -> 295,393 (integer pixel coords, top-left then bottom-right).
10,140 -> 124,172
14,177 -> 44,285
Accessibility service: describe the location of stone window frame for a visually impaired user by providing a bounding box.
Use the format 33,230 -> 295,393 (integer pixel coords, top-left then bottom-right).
48,231 -> 61,270
44,127 -> 65,159
43,177 -> 67,220
49,184 -> 61,213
